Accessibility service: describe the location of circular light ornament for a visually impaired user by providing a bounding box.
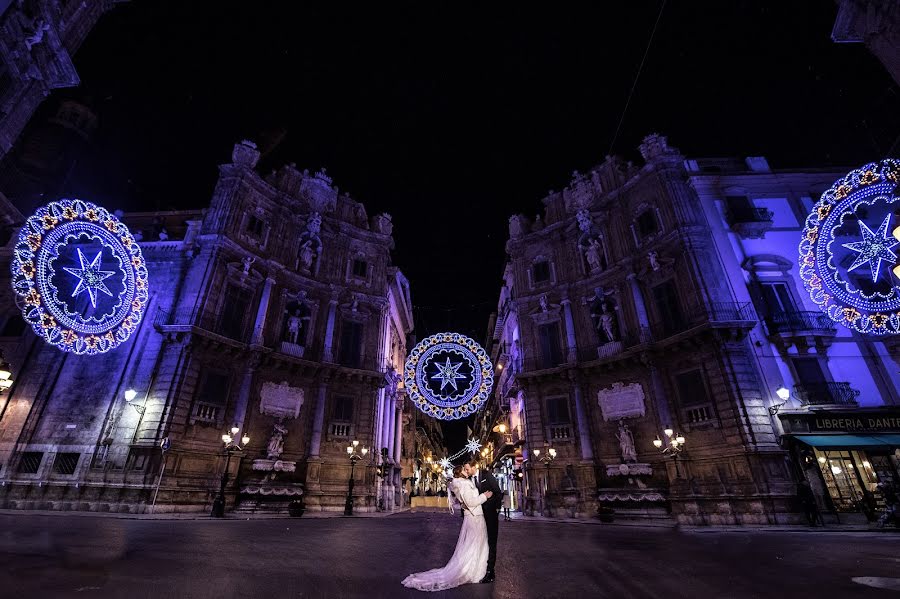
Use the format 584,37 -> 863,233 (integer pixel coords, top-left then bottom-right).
799,159 -> 900,335
10,199 -> 149,354
404,332 -> 494,420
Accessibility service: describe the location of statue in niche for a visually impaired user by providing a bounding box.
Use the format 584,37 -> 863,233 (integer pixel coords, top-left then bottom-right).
585,238 -> 604,272
561,464 -> 577,490
282,295 -> 311,346
241,255 -> 255,275
648,251 -> 661,271
298,212 -> 323,271
589,288 -> 618,343
267,420 -> 288,460
539,294 -> 549,312
616,419 -> 637,463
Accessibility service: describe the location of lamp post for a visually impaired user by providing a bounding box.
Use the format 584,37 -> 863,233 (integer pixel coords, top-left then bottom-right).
652,427 -> 686,478
769,386 -> 790,415
530,442 -> 557,517
210,425 -> 250,517
344,439 -> 369,516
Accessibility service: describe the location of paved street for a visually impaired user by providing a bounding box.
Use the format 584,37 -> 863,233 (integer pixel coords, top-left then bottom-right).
0,511 -> 897,599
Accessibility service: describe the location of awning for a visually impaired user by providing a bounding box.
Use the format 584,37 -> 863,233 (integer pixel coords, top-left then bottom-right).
789,434 -> 900,448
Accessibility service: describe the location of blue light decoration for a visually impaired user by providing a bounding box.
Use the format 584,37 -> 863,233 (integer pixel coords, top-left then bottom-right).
404,332 -> 494,420
799,159 -> 900,335
10,199 -> 149,354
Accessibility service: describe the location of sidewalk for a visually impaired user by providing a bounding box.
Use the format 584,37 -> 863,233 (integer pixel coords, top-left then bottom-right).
505,511 -> 899,533
0,507 -> 412,521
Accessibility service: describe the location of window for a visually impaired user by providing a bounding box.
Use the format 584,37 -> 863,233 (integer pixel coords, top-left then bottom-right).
546,396 -> 570,424
219,285 -> 250,341
652,281 -> 684,336
532,261 -> 551,284
53,453 -> 80,475
332,396 -> 354,422
194,371 -> 229,423
636,210 -> 659,239
538,322 -> 563,369
246,215 -> 266,238
725,196 -> 756,221
675,370 -> 714,424
338,321 -> 363,368
17,452 -> 43,474
792,358 -> 827,386
760,282 -> 795,315
352,259 -> 368,278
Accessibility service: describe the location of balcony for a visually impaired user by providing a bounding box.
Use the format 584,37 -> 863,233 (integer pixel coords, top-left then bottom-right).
793,382 -> 860,407
547,424 -> 572,442
154,307 -> 250,344
764,311 -> 837,352
649,302 -> 757,343
725,206 -> 774,239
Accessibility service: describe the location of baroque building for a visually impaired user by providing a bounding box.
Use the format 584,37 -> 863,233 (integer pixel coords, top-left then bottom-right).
478,134 -> 900,525
0,140 -> 417,514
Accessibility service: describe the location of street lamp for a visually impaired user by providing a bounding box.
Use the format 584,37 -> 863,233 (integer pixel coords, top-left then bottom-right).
0,352 -> 14,390
652,428 -> 686,478
769,386 -> 790,415
344,439 -> 369,516
530,442 -> 557,517
210,425 -> 250,518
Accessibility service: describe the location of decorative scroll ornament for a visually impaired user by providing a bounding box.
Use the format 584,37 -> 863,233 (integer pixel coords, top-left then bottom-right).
10,199 -> 149,354
799,159 -> 900,335
404,332 -> 494,420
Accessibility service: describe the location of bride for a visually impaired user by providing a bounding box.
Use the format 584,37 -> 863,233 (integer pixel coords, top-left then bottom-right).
402,462 -> 494,592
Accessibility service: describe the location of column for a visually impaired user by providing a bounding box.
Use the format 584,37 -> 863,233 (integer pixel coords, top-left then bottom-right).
570,376 -> 593,461
627,273 -> 651,341
322,299 -> 338,362
309,381 -> 328,457
374,388 -> 385,457
231,366 -> 255,432
386,395 -> 396,460
393,399 -> 403,463
561,299 -> 578,363
251,276 -> 276,345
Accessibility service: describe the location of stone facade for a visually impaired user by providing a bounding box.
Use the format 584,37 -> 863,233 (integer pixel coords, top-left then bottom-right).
0,140 -> 417,514
479,135 -> 813,525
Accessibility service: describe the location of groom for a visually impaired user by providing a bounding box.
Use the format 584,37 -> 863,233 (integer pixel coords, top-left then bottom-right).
469,459 -> 501,583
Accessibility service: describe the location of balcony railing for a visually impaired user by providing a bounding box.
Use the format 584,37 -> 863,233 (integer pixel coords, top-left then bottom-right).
793,382 -> 860,407
765,311 -> 837,336
649,301 -> 757,341
548,424 -> 572,442
154,307 -> 250,343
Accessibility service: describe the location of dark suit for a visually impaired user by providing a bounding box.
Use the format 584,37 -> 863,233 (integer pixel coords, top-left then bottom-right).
474,470 -> 502,574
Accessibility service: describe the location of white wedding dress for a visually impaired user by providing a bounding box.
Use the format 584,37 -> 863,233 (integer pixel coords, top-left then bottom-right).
402,477 -> 489,592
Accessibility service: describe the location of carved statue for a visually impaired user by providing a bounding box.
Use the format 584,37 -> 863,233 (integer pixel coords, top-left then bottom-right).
585,238 -> 603,272
648,251 -> 660,271
561,464 -> 577,490
539,294 -> 549,312
616,420 -> 637,463
267,421 -> 288,460
599,305 -> 617,343
286,313 -> 301,344
306,212 -> 322,236
241,255 -> 255,275
23,19 -> 49,50
298,240 -> 316,270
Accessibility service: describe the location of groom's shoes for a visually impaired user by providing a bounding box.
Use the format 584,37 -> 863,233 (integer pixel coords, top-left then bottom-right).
479,572 -> 495,584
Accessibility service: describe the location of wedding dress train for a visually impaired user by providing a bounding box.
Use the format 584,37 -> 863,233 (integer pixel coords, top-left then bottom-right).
401,478 -> 489,592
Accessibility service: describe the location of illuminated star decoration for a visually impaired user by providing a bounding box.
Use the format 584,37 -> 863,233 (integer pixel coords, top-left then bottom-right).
62,248 -> 115,308
464,438 -> 482,455
431,357 -> 467,391
438,457 -> 452,470
841,214 -> 899,282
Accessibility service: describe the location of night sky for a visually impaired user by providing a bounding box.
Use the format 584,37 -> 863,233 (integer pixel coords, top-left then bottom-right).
50,1 -> 898,341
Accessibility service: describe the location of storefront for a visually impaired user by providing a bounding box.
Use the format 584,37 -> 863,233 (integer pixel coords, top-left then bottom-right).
779,408 -> 900,521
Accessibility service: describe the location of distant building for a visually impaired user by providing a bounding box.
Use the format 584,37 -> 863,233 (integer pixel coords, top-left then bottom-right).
477,134 -> 900,525
0,140 -> 419,514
